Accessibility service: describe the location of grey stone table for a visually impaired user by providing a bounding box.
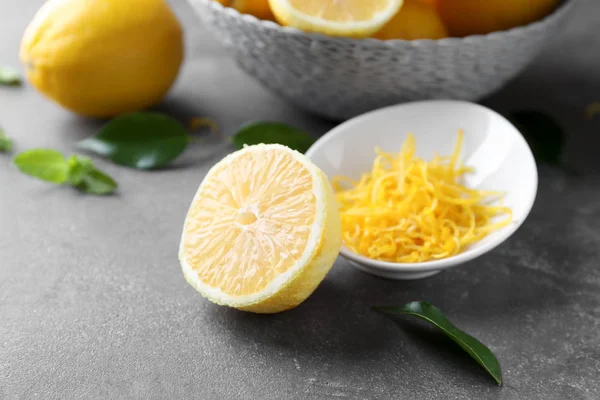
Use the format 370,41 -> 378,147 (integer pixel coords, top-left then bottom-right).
2,1 -> 600,399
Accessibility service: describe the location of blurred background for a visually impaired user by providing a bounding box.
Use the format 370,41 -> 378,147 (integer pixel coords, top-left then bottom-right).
2,1 -> 600,399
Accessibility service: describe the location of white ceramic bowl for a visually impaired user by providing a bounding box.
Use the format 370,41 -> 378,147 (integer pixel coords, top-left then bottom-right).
188,0 -> 576,120
306,100 -> 538,280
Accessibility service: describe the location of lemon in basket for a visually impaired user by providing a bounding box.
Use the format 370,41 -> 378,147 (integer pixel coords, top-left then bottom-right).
374,0 -> 448,40
437,0 -> 561,37
269,0 -> 405,38
179,144 -> 342,314
216,0 -> 275,20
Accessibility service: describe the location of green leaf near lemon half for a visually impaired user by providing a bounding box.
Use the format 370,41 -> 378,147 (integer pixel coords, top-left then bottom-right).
19,0 -> 183,117
375,302 -> 503,385
77,112 -> 190,169
231,122 -> 316,154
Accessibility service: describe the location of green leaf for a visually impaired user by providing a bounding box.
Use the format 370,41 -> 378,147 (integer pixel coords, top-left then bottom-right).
67,154 -> 117,195
13,149 -> 68,183
14,150 -> 117,195
74,168 -> 117,195
66,155 -> 95,186
508,111 -> 565,166
231,122 -> 316,153
374,301 -> 502,385
0,65 -> 21,86
77,112 -> 189,169
0,128 -> 12,152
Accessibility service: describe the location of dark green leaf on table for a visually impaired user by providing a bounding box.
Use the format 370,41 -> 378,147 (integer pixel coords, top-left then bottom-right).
13,149 -> 69,183
508,111 -> 565,166
231,122 -> 316,153
0,65 -> 21,86
0,128 -> 12,152
373,301 -> 502,385
14,150 -> 117,195
77,112 -> 189,169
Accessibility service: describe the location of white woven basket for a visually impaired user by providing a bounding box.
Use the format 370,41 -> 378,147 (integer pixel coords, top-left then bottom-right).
189,0 -> 576,120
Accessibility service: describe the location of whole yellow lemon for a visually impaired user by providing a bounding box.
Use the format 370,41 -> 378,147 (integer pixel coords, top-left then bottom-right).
437,0 -> 561,37
374,0 -> 448,40
20,0 -> 184,118
215,0 -> 274,20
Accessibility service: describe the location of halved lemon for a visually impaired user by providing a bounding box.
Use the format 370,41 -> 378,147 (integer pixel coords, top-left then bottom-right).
179,144 -> 342,313
269,0 -> 405,37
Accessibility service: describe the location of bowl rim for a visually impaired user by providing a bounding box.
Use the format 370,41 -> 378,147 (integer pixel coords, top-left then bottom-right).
196,0 -> 576,45
305,100 -> 539,273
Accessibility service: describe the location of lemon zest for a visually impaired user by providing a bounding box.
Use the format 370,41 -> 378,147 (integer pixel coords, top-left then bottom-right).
333,130 -> 513,263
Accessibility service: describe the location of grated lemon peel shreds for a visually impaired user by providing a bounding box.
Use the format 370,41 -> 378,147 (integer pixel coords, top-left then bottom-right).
332,130 -> 513,263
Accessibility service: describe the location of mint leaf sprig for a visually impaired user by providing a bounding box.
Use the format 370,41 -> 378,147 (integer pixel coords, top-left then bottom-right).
13,150 -> 117,195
